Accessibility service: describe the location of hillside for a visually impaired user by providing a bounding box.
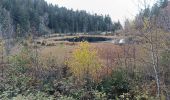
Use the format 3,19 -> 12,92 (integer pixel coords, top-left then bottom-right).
0,0 -> 121,38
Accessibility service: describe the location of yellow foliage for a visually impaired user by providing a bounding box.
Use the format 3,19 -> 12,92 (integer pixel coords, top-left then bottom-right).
67,42 -> 102,81
143,17 -> 150,31
0,40 -> 5,61
0,39 -> 4,51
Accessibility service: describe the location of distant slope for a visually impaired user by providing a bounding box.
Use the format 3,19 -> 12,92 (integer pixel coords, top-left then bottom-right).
0,0 -> 122,37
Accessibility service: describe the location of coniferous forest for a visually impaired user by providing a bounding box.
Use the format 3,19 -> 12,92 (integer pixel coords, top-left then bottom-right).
0,0 -> 122,37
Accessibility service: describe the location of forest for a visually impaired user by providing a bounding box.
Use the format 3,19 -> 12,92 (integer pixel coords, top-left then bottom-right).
0,0 -> 170,100
0,0 -> 121,37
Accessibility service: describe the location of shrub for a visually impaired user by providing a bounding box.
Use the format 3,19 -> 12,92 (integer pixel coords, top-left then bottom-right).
9,46 -> 35,74
59,96 -> 75,100
12,91 -> 54,100
67,42 -> 102,83
97,69 -> 130,99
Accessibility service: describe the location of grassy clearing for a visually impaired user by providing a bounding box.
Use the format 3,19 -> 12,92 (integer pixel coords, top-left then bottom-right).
38,43 -> 76,68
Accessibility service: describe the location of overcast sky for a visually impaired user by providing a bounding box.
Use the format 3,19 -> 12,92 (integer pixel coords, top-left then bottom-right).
45,0 -> 156,23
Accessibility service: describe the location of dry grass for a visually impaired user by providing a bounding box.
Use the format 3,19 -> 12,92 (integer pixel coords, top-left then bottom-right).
33,36 -> 151,77
38,43 -> 76,68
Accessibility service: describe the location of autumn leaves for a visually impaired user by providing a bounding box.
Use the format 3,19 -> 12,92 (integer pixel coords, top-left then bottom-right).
67,42 -> 102,83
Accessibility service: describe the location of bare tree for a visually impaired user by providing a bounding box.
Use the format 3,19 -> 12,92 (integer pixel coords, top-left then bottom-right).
130,0 -> 169,97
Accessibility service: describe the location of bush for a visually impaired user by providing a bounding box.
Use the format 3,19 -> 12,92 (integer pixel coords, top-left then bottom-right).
12,91 -> 54,100
59,96 -> 75,100
67,41 -> 102,84
97,69 -> 130,99
9,46 -> 35,74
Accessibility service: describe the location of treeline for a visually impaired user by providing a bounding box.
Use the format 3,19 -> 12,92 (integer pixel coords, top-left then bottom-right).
0,0 -> 122,37
133,0 -> 170,31
123,0 -> 170,98
124,0 -> 170,34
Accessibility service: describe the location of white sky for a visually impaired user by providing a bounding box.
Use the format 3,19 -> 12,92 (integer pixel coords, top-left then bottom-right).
45,0 -> 156,23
